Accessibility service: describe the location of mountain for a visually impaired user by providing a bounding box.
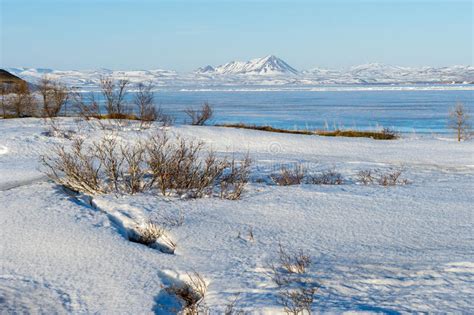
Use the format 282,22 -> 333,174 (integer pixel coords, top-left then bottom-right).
197,55 -> 299,75
195,65 -> 215,74
0,69 -> 26,85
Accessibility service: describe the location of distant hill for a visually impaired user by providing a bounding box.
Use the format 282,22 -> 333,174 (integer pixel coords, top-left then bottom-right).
6,60 -> 474,88
0,69 -> 26,85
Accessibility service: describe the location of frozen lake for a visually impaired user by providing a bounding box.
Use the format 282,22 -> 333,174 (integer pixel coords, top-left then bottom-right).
82,88 -> 474,134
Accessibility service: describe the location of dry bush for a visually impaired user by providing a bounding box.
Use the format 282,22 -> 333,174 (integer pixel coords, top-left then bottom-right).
129,222 -> 165,246
277,244 -> 311,274
42,132 -> 250,199
72,90 -> 105,128
449,103 -> 471,142
101,77 -> 130,116
156,107 -> 174,126
185,102 -> 214,126
38,76 -> 69,118
271,164 -> 305,186
146,133 -> 228,197
9,81 -> 37,117
307,170 -> 343,185
220,155 -> 252,200
357,169 -> 375,185
268,244 -> 318,314
93,137 -> 125,192
42,136 -> 147,195
166,272 -> 207,315
41,139 -> 105,195
134,82 -> 157,129
121,142 -> 148,194
377,169 -> 408,186
357,169 -> 408,186
224,294 -> 244,315
0,83 -> 8,118
158,233 -> 178,254
133,83 -> 174,128
278,286 -> 316,315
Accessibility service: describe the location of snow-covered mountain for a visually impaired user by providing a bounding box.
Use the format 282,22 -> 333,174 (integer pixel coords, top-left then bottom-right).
6,57 -> 474,90
196,55 -> 299,75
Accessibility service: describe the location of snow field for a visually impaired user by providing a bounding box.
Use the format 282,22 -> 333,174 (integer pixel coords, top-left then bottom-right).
1,118 -> 473,313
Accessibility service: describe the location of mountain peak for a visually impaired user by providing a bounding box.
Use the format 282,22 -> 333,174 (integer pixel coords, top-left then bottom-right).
196,55 -> 298,75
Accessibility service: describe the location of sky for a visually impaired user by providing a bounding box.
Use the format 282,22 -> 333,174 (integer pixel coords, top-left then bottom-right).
1,0 -> 473,71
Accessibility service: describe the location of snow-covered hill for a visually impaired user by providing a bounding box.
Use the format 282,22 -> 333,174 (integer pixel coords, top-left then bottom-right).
197,55 -> 299,75
6,57 -> 474,90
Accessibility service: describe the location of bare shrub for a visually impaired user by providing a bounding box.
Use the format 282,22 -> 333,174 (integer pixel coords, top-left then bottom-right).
268,244 -> 318,314
185,102 -> 213,126
377,169 -> 408,186
129,222 -> 164,246
100,77 -> 130,116
278,286 -> 316,315
224,294 -> 244,315
158,233 -> 178,254
72,90 -> 105,128
449,103 -> 471,142
42,132 -> 249,199
121,142 -> 147,194
146,133 -> 228,197
134,82 -> 157,129
381,128 -> 398,140
166,272 -> 207,315
10,81 -> 37,117
277,244 -> 311,274
271,164 -> 305,186
220,154 -> 252,200
41,139 -> 105,194
93,137 -> 125,193
307,169 -> 343,185
357,168 -> 408,186
357,169 -> 375,185
38,76 -> 69,118
156,108 -> 174,126
0,83 -> 7,118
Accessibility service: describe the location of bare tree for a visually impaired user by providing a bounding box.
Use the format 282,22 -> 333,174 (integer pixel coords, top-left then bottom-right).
134,82 -> 157,128
0,83 -> 8,118
71,89 -> 106,129
10,81 -> 36,117
38,76 -> 52,117
100,77 -> 129,117
185,102 -> 214,125
449,103 -> 471,142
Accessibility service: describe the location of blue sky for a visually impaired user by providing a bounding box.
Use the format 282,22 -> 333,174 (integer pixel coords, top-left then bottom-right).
1,0 -> 472,71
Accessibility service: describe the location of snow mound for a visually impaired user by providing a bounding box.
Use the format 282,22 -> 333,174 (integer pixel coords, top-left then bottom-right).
0,145 -> 8,155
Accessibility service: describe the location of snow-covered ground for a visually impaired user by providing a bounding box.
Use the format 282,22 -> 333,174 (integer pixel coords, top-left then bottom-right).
1,118 -> 473,313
